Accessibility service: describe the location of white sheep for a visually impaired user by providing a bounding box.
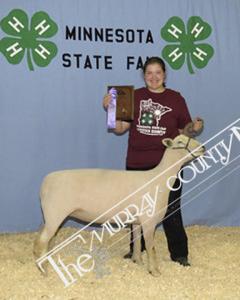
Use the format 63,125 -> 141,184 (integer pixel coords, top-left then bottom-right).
33,133 -> 204,276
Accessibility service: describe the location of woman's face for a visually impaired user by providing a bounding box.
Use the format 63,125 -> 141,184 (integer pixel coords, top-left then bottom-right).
144,63 -> 165,92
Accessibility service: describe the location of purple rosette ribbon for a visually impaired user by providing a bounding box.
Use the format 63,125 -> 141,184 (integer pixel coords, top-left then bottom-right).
107,87 -> 117,129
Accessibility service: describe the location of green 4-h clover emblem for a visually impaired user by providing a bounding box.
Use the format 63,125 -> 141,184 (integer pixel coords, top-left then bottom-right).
161,16 -> 214,74
140,112 -> 154,126
0,9 -> 58,71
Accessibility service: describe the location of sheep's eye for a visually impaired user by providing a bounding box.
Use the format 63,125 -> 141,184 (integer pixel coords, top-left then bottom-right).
177,141 -> 185,146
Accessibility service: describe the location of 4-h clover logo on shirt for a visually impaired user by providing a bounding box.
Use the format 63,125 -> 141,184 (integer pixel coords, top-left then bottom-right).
140,112 -> 154,126
161,16 -> 214,74
0,9 -> 58,71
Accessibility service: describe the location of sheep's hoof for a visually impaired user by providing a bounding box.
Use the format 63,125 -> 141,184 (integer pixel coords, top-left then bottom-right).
132,256 -> 143,265
35,261 -> 48,276
149,268 -> 161,277
40,269 -> 48,277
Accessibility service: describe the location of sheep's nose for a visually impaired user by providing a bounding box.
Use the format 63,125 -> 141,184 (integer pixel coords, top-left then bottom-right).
202,145 -> 206,152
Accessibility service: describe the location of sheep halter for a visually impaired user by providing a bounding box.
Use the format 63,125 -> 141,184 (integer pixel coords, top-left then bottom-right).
172,137 -> 199,159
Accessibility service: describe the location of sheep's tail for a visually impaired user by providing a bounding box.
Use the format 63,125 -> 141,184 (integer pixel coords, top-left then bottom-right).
39,175 -> 50,204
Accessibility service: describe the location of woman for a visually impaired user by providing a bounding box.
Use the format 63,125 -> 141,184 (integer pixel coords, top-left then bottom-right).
103,57 -> 203,266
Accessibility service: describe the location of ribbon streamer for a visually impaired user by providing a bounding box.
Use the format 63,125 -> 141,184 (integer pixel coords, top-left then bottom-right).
107,87 -> 117,129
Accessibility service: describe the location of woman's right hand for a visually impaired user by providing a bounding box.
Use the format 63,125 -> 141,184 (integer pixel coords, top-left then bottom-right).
102,93 -> 112,110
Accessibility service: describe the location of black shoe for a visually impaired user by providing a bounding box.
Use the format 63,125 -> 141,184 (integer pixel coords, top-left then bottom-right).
172,257 -> 191,267
123,251 -> 133,259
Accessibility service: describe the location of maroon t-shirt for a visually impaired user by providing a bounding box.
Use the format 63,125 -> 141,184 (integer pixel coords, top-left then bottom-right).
126,87 -> 192,168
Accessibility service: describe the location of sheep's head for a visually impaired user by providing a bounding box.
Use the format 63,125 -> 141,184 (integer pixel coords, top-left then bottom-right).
162,134 -> 205,163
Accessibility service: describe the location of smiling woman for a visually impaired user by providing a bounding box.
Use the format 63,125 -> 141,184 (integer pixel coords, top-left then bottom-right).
102,56 -> 205,267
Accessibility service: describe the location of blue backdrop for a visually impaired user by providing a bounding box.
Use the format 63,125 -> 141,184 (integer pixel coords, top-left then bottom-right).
0,0 -> 239,232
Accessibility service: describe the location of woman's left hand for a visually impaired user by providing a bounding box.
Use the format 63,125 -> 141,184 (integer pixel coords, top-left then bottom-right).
193,117 -> 204,132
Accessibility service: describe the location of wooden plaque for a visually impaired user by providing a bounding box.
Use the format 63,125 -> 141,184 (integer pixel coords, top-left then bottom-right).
108,85 -> 134,121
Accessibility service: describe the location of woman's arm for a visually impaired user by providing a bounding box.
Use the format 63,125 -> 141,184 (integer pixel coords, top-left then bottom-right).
114,120 -> 131,134
176,95 -> 203,135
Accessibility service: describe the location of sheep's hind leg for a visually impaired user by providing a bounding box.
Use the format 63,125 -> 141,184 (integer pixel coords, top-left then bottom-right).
33,213 -> 67,274
142,224 -> 160,277
33,224 -> 54,260
33,224 -> 53,275
131,224 -> 143,265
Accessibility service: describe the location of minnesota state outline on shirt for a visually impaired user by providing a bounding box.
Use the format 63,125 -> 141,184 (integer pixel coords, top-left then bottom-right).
137,99 -> 172,136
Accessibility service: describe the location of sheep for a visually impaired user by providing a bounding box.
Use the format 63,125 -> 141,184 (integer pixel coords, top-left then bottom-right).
33,133 -> 205,277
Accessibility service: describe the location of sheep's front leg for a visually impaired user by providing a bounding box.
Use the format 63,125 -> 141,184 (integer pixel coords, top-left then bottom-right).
131,224 -> 143,265
142,224 -> 160,277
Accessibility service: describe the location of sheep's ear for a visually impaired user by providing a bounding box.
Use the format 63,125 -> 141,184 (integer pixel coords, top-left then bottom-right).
162,138 -> 173,148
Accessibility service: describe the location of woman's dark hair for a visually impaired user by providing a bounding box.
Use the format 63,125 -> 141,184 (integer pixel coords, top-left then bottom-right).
143,56 -> 166,87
